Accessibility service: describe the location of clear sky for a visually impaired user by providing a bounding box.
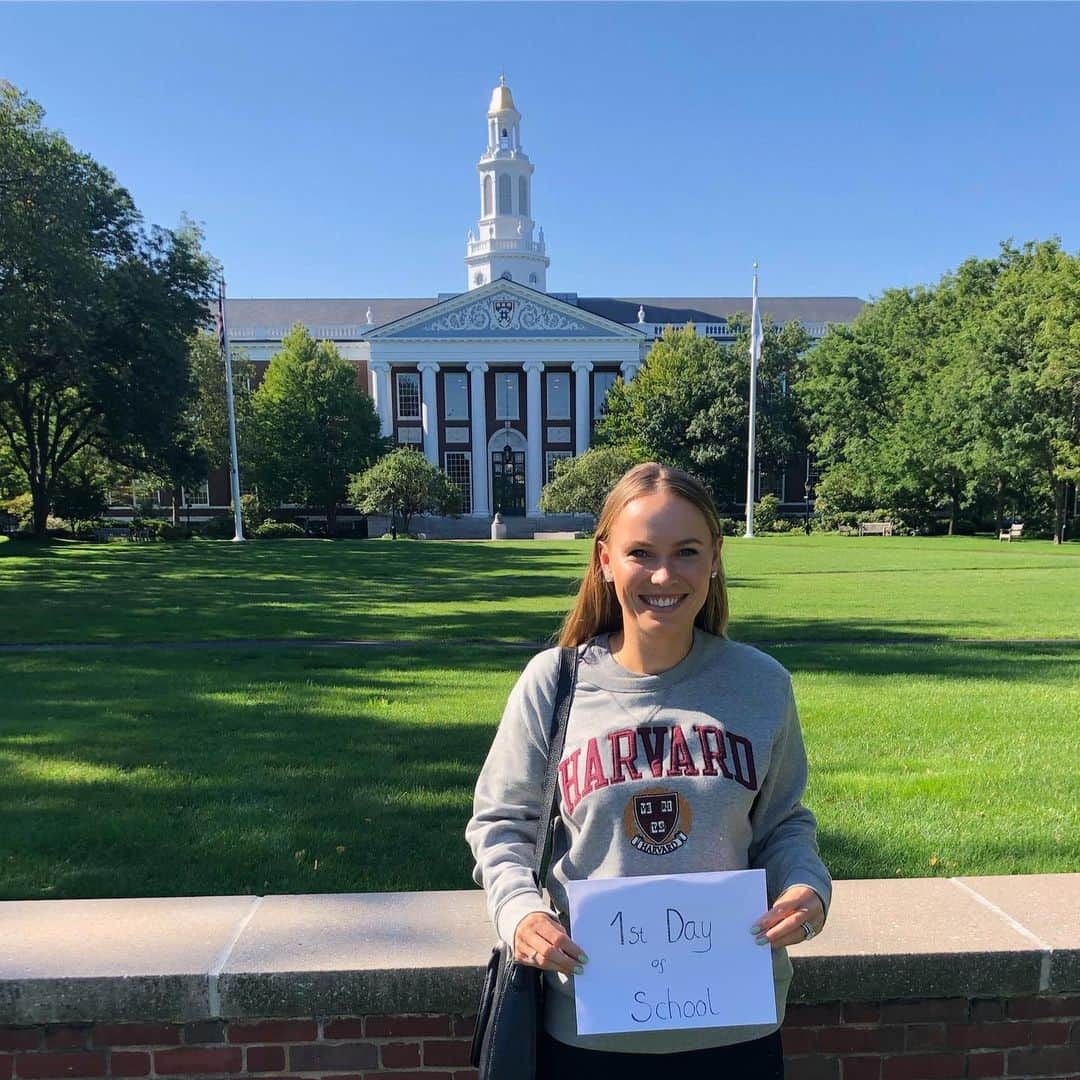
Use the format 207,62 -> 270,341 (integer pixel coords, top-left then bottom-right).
4,1 -> 1079,302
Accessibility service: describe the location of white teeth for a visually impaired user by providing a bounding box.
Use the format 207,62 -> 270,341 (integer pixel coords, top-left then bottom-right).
642,596 -> 682,608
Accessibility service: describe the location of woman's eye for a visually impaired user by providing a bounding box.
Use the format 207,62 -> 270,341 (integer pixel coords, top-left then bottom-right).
628,549 -> 650,558
680,548 -> 700,557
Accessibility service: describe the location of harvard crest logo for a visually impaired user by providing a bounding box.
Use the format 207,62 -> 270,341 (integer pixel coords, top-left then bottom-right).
623,787 -> 692,855
492,299 -> 515,328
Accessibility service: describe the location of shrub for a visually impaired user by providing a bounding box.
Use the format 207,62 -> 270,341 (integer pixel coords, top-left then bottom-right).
253,521 -> 304,539
717,516 -> 745,538
2,493 -> 34,531
72,520 -> 105,540
752,494 -> 780,534
199,515 -> 236,539
771,517 -> 795,533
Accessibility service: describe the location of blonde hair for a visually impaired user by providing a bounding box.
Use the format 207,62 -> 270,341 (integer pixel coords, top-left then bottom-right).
556,462 -> 729,647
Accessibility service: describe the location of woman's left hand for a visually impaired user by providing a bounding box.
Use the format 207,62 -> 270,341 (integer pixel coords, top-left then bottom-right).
749,885 -> 825,950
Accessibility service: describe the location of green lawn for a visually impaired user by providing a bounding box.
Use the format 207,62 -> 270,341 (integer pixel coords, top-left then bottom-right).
0,535 -> 1077,899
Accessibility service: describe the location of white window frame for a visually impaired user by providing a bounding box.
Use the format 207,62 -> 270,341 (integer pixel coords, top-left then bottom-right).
545,451 -> 573,486
443,372 -> 469,421
396,372 -> 421,420
182,479 -> 211,508
545,372 -> 571,420
444,451 -> 472,515
495,372 -> 520,421
593,371 -> 619,419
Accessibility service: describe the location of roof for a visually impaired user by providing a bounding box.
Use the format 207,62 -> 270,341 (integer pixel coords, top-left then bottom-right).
224,294 -> 866,334
577,296 -> 866,326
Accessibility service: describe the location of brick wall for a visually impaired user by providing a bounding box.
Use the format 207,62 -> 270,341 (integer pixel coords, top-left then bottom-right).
1,996 -> 1076,1080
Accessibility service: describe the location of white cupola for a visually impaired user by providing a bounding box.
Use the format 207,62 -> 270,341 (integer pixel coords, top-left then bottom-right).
465,75 -> 550,291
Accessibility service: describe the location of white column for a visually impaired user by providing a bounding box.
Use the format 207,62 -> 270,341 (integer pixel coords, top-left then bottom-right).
620,359 -> 641,383
523,360 -> 544,516
418,361 -> 440,466
467,361 -> 489,517
370,361 -> 392,437
572,360 -> 593,456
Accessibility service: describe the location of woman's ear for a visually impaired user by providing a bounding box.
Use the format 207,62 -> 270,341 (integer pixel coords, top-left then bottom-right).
596,540 -> 612,582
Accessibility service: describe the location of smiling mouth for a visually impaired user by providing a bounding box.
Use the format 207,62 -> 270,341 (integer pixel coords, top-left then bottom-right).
639,595 -> 687,610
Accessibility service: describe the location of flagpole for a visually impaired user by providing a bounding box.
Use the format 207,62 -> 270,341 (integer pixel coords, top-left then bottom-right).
218,277 -> 245,542
744,263 -> 762,538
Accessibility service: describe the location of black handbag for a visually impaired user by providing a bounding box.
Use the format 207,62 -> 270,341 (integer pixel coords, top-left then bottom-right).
470,645 -> 579,1080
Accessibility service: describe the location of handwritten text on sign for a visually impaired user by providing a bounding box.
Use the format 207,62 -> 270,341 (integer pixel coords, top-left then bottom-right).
565,870 -> 777,1035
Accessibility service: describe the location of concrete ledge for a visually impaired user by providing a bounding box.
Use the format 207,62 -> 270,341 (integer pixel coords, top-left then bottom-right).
0,875 -> 1076,1025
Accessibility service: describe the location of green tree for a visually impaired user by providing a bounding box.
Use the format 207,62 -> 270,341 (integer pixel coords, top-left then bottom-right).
539,445 -> 644,516
0,84 -> 215,535
348,447 -> 462,537
51,449 -> 109,530
187,329 -> 255,472
250,324 -> 384,535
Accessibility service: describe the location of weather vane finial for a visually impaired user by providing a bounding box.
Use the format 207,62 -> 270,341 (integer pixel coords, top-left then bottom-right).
499,71 -> 507,86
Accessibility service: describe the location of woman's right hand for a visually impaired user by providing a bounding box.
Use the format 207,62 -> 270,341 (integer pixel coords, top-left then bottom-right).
513,912 -> 588,975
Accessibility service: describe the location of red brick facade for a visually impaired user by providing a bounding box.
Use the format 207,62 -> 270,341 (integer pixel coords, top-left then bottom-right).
1,996 -> 1077,1080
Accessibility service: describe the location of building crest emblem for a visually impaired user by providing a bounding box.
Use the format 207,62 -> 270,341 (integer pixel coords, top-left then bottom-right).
492,299 -> 516,329
623,787 -> 692,855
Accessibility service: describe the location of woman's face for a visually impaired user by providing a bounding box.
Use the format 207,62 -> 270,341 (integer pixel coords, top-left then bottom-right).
597,490 -> 721,641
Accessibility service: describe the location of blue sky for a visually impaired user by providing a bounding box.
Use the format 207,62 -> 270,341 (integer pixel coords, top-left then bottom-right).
4,2 -> 1079,302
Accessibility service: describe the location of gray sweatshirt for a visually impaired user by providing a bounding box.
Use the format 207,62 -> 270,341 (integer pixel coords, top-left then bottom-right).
466,628 -> 832,1054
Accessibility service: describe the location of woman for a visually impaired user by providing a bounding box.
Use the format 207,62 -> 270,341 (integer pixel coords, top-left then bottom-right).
466,463 -> 830,1079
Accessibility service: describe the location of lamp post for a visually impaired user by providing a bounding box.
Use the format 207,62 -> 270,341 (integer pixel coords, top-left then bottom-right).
804,482 -> 813,535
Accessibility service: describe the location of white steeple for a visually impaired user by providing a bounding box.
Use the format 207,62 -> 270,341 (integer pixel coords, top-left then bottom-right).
465,76 -> 550,291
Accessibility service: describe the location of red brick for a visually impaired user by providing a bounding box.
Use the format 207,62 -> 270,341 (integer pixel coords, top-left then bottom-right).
450,1071 -> 479,1080
15,1052 -> 106,1079
153,1046 -> 243,1075
181,1022 -> 225,1045
880,1000 -> 968,1025
842,1059 -> 881,1080
245,1046 -> 286,1072
92,1025 -> 181,1048
786,1005 -> 844,1027
819,1026 -> 905,1054
786,1057 -> 840,1080
322,1019 -> 366,1040
365,1016 -> 451,1038
362,1073 -> 451,1080
423,1040 -> 472,1067
906,1024 -> 946,1051
42,1032 -> 88,1053
379,1043 -> 421,1069
0,1055 -> 13,1080
228,1022 -> 316,1045
882,1054 -> 965,1079
845,1005 -> 881,1023
1007,996 -> 1080,1020
0,1035 -> 40,1053
947,1022 -> 1032,1049
109,1052 -> 150,1078
782,1027 -> 819,1054
971,1001 -> 1007,1023
288,1043 -> 377,1072
1030,1021 -> 1069,1045
967,1052 -> 1005,1079
1006,1045 -> 1080,1075
452,1016 -> 477,1038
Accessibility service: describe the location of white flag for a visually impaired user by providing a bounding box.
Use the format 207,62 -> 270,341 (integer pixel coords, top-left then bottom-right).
750,274 -> 763,365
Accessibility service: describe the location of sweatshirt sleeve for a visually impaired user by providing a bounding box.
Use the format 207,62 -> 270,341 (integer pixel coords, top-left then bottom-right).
465,649 -> 562,947
747,678 -> 832,919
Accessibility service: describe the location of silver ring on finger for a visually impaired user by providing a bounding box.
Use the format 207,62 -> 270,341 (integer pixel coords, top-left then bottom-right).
802,921 -> 816,940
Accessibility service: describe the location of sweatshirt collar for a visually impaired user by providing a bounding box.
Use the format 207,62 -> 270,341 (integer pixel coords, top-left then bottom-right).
581,626 -> 714,694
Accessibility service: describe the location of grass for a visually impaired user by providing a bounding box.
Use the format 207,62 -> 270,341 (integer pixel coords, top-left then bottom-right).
0,534 -> 1077,899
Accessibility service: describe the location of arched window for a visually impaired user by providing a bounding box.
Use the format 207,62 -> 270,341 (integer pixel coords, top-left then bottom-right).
529,273 -> 538,284
518,177 -> 529,217
482,175 -> 493,217
498,174 -> 512,214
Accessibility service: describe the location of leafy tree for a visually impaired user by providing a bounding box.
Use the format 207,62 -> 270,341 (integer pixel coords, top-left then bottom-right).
51,449 -> 109,530
597,322 -> 808,504
250,324 -> 384,535
348,447 -> 462,537
0,84 -> 215,535
538,445 -> 644,516
187,329 -> 255,473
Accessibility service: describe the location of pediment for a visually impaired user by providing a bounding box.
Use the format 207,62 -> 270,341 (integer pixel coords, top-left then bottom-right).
365,281 -> 644,340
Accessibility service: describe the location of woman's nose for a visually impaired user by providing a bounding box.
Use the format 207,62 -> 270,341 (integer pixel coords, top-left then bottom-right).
652,562 -> 675,584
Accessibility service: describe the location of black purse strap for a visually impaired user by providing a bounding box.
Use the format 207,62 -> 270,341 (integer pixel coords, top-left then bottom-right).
530,645 -> 579,888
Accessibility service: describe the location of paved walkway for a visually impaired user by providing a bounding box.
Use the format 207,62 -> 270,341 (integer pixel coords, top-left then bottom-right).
2,635 -> 1078,653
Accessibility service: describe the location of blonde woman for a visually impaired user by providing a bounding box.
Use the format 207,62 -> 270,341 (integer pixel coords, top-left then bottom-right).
467,463 -> 829,1079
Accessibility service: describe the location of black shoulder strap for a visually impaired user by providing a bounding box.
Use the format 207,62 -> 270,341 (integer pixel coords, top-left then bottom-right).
531,645 -> 579,887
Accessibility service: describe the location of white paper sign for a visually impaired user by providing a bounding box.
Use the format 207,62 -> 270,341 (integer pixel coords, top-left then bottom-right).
565,869 -> 777,1035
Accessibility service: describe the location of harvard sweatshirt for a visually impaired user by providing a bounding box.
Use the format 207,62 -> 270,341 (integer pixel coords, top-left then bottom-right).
466,628 -> 832,1054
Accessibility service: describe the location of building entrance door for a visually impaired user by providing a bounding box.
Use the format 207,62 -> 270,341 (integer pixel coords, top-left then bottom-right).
491,450 -> 526,516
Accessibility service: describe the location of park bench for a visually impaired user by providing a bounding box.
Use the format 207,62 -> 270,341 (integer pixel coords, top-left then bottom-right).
93,526 -> 132,542
838,524 -> 856,536
858,521 -> 894,536
998,522 -> 1024,542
